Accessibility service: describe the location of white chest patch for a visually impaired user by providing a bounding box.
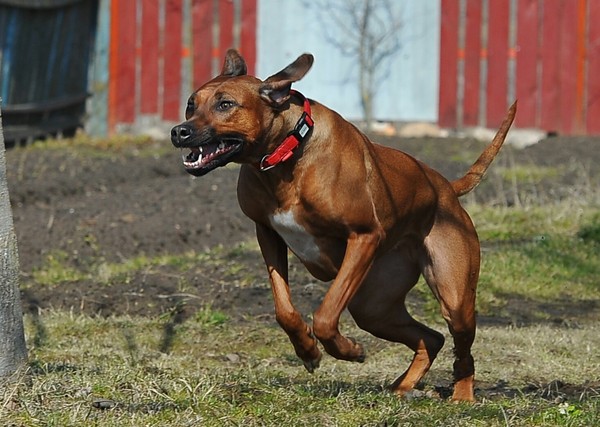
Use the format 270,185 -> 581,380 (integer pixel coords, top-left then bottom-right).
269,211 -> 322,264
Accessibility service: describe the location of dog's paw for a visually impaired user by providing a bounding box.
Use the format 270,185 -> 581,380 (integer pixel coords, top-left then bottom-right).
302,353 -> 322,373
348,337 -> 366,363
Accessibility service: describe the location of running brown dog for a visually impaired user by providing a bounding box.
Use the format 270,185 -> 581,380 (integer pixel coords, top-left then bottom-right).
171,49 -> 516,402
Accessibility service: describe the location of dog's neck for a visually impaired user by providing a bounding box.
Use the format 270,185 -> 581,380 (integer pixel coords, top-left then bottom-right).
257,90 -> 314,172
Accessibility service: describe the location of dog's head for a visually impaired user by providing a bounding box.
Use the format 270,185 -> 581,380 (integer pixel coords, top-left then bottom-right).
171,49 -> 314,176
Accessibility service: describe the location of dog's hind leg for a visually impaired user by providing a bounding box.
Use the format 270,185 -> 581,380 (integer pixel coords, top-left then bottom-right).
371,307 -> 446,397
348,254 -> 446,397
422,213 -> 480,402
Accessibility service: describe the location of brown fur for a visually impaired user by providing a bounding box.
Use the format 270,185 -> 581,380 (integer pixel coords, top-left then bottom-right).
171,50 -> 516,402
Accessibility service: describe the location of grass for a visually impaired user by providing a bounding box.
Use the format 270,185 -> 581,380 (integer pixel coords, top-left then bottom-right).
5,203 -> 600,425
31,242 -> 263,287
469,204 -> 600,320
1,312 -> 598,426
28,203 -> 600,328
5,138 -> 600,425
21,132 -> 170,156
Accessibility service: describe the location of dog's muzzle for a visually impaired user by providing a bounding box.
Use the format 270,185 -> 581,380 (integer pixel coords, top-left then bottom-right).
170,123 -> 244,177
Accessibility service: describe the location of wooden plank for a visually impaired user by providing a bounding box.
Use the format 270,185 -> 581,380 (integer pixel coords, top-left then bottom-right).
438,0 -> 459,128
462,0 -> 481,126
486,0 -> 509,127
180,0 -> 193,103
539,0 -> 560,132
555,0 -> 578,134
573,0 -> 587,133
141,0 -> 159,114
163,0 -> 183,121
192,0 -> 212,88
586,0 -> 600,134
515,0 -> 539,127
219,0 -> 234,53
109,0 -> 137,131
240,0 -> 257,74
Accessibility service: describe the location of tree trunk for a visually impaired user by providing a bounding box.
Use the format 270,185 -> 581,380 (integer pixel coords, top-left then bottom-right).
358,0 -> 374,131
0,105 -> 28,378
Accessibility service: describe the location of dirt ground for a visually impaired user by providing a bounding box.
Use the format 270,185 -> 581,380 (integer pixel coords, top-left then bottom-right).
6,133 -> 600,324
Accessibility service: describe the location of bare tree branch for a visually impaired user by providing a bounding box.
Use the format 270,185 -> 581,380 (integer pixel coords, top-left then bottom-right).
306,0 -> 404,128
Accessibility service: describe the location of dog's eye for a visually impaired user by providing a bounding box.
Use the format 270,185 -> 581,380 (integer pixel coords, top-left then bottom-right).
216,100 -> 235,112
185,97 -> 196,119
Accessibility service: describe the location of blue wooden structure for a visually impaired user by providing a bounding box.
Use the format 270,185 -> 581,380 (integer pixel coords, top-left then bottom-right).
0,0 -> 98,143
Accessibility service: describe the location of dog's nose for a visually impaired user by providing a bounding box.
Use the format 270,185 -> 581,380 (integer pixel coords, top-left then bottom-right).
170,124 -> 194,147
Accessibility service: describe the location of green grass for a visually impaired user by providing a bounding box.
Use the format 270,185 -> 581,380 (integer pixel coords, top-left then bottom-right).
467,204 -> 600,321
31,251 -> 88,285
481,235 -> 599,298
494,164 -> 561,184
469,202 -> 595,242
31,242 -> 263,287
22,132 -> 170,157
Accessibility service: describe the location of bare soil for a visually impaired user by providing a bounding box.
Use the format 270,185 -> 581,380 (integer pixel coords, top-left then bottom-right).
6,134 -> 600,325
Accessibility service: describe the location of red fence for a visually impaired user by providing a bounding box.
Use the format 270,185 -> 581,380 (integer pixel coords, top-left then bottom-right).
439,0 -> 600,135
108,0 -> 256,133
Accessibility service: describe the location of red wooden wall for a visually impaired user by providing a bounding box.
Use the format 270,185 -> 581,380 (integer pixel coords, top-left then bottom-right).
108,0 -> 256,133
440,0 -> 600,135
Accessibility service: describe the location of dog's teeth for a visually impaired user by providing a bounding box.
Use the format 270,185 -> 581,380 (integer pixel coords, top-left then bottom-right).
218,142 -> 225,151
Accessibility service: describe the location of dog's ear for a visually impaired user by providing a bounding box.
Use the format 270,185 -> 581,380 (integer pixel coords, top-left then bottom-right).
259,53 -> 314,107
221,49 -> 247,77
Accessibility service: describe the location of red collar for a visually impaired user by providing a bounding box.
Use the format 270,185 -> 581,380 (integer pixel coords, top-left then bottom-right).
259,90 -> 314,171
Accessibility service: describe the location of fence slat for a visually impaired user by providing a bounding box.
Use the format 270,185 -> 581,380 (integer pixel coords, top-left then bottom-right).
219,0 -> 234,53
586,0 -> 600,134
240,0 -> 257,74
486,0 -> 509,127
163,0 -> 183,121
539,1 -> 561,132
141,0 -> 159,114
556,1 -> 578,134
463,0 -> 482,126
438,0 -> 459,128
192,0 -> 212,89
515,0 -> 539,128
109,0 -> 137,129
573,0 -> 587,133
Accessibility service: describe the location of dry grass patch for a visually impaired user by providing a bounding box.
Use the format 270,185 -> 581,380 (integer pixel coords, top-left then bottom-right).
1,312 -> 598,426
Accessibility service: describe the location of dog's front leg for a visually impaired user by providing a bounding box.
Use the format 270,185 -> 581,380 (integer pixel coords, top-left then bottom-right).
256,223 -> 322,372
313,231 -> 382,362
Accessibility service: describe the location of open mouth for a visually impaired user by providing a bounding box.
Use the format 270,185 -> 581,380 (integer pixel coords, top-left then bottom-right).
181,138 -> 243,176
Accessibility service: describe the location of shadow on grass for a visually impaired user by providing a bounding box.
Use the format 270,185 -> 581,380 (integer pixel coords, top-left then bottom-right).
478,294 -> 599,327
475,379 -> 600,402
159,301 -> 191,354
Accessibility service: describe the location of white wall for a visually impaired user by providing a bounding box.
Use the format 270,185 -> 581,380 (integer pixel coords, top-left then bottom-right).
256,0 -> 440,122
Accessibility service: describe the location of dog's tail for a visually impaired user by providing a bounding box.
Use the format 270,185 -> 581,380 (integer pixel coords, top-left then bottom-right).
451,101 -> 517,197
